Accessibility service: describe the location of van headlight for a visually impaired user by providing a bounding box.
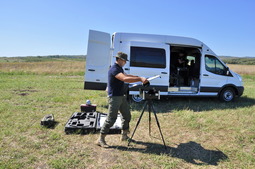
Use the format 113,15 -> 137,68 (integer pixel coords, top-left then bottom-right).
236,73 -> 242,82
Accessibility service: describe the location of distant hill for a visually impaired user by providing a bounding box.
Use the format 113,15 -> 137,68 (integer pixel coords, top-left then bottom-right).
219,56 -> 255,65
0,55 -> 86,62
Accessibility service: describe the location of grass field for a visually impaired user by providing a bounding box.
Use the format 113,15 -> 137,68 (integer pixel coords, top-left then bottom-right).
0,59 -> 255,168
227,64 -> 255,75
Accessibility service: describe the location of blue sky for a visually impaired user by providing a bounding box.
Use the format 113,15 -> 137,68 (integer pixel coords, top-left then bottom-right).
0,0 -> 254,57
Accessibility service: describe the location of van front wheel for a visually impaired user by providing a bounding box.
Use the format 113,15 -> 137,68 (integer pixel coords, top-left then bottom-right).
219,87 -> 235,102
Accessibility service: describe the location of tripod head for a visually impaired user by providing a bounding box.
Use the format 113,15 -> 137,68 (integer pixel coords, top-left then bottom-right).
139,88 -> 160,100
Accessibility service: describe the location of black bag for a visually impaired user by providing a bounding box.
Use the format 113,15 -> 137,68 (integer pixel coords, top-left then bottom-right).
41,114 -> 55,128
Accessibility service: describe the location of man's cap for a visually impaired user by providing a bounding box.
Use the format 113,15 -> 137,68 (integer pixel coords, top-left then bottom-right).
115,52 -> 129,61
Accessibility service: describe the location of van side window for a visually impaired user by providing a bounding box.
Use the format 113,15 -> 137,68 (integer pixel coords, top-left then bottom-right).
130,47 -> 166,68
205,55 -> 228,75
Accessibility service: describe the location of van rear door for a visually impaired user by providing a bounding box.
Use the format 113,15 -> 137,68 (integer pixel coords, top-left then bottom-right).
84,30 -> 111,90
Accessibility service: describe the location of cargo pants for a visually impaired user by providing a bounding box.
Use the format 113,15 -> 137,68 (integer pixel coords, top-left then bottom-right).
100,95 -> 131,134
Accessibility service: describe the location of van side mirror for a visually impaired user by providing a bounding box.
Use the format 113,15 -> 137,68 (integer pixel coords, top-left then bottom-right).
226,67 -> 230,76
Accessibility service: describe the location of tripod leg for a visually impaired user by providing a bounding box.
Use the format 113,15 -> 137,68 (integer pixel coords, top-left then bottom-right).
151,104 -> 167,150
128,101 -> 148,146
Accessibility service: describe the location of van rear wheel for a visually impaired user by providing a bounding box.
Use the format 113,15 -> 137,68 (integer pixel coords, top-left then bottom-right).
219,87 -> 235,102
131,94 -> 143,103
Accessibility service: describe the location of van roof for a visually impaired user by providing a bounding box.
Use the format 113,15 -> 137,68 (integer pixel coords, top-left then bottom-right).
113,32 -> 216,55
114,32 -> 203,47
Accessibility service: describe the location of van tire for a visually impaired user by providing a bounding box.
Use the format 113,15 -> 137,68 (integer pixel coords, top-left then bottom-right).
131,94 -> 143,103
219,87 -> 235,102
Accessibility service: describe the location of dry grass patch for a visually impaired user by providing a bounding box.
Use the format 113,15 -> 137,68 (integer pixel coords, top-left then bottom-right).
0,61 -> 85,75
227,64 -> 255,75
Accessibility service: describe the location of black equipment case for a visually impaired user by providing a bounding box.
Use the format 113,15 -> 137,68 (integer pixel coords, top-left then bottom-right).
65,112 -> 121,134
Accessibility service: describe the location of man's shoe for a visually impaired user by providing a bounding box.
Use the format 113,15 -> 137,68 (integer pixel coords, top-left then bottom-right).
120,130 -> 130,141
95,134 -> 109,148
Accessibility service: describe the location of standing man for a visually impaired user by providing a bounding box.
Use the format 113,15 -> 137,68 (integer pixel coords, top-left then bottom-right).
96,52 -> 148,148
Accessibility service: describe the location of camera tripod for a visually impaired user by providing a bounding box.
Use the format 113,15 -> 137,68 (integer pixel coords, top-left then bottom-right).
128,98 -> 167,150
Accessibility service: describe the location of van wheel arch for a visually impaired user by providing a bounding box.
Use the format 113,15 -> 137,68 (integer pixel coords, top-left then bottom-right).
131,94 -> 143,103
218,87 -> 236,102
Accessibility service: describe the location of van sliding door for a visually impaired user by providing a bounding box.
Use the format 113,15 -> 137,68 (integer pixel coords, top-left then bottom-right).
128,42 -> 170,92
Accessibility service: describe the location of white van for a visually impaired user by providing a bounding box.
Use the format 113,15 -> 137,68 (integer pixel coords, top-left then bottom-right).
84,30 -> 244,102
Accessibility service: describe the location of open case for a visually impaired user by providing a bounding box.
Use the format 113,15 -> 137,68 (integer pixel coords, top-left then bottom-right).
65,112 -> 121,134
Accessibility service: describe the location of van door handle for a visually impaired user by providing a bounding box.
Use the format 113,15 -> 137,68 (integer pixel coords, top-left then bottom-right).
124,68 -> 129,70
203,74 -> 209,76
161,72 -> 167,74
88,69 -> 95,71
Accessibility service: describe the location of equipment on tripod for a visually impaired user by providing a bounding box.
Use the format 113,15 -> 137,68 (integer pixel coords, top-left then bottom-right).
129,75 -> 161,88
128,88 -> 167,150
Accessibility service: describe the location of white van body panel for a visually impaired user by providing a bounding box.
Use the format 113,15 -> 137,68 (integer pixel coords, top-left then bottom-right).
199,52 -> 227,95
128,41 -> 169,88
84,30 -> 244,101
84,30 -> 111,90
227,71 -> 243,86
114,32 -> 203,47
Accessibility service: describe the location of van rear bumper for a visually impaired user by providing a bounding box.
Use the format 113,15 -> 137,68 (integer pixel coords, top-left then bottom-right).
84,82 -> 107,90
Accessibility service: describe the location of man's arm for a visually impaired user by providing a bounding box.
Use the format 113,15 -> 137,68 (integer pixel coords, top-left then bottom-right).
124,73 -> 138,78
115,73 -> 148,84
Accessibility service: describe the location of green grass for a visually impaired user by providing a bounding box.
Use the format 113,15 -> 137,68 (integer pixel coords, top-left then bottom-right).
0,59 -> 255,168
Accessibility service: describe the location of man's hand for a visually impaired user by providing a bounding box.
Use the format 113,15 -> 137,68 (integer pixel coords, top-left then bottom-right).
140,77 -> 149,85
115,73 -> 149,84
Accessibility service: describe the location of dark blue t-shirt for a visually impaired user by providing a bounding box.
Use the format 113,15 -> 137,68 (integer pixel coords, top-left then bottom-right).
108,63 -> 125,96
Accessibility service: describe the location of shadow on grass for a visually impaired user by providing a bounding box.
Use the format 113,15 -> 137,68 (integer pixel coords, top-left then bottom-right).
130,96 -> 255,113
111,141 -> 228,166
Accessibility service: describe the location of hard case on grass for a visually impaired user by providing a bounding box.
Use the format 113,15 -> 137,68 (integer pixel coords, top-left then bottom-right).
65,112 -> 98,134
80,104 -> 96,112
97,113 -> 122,134
65,112 -> 122,134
